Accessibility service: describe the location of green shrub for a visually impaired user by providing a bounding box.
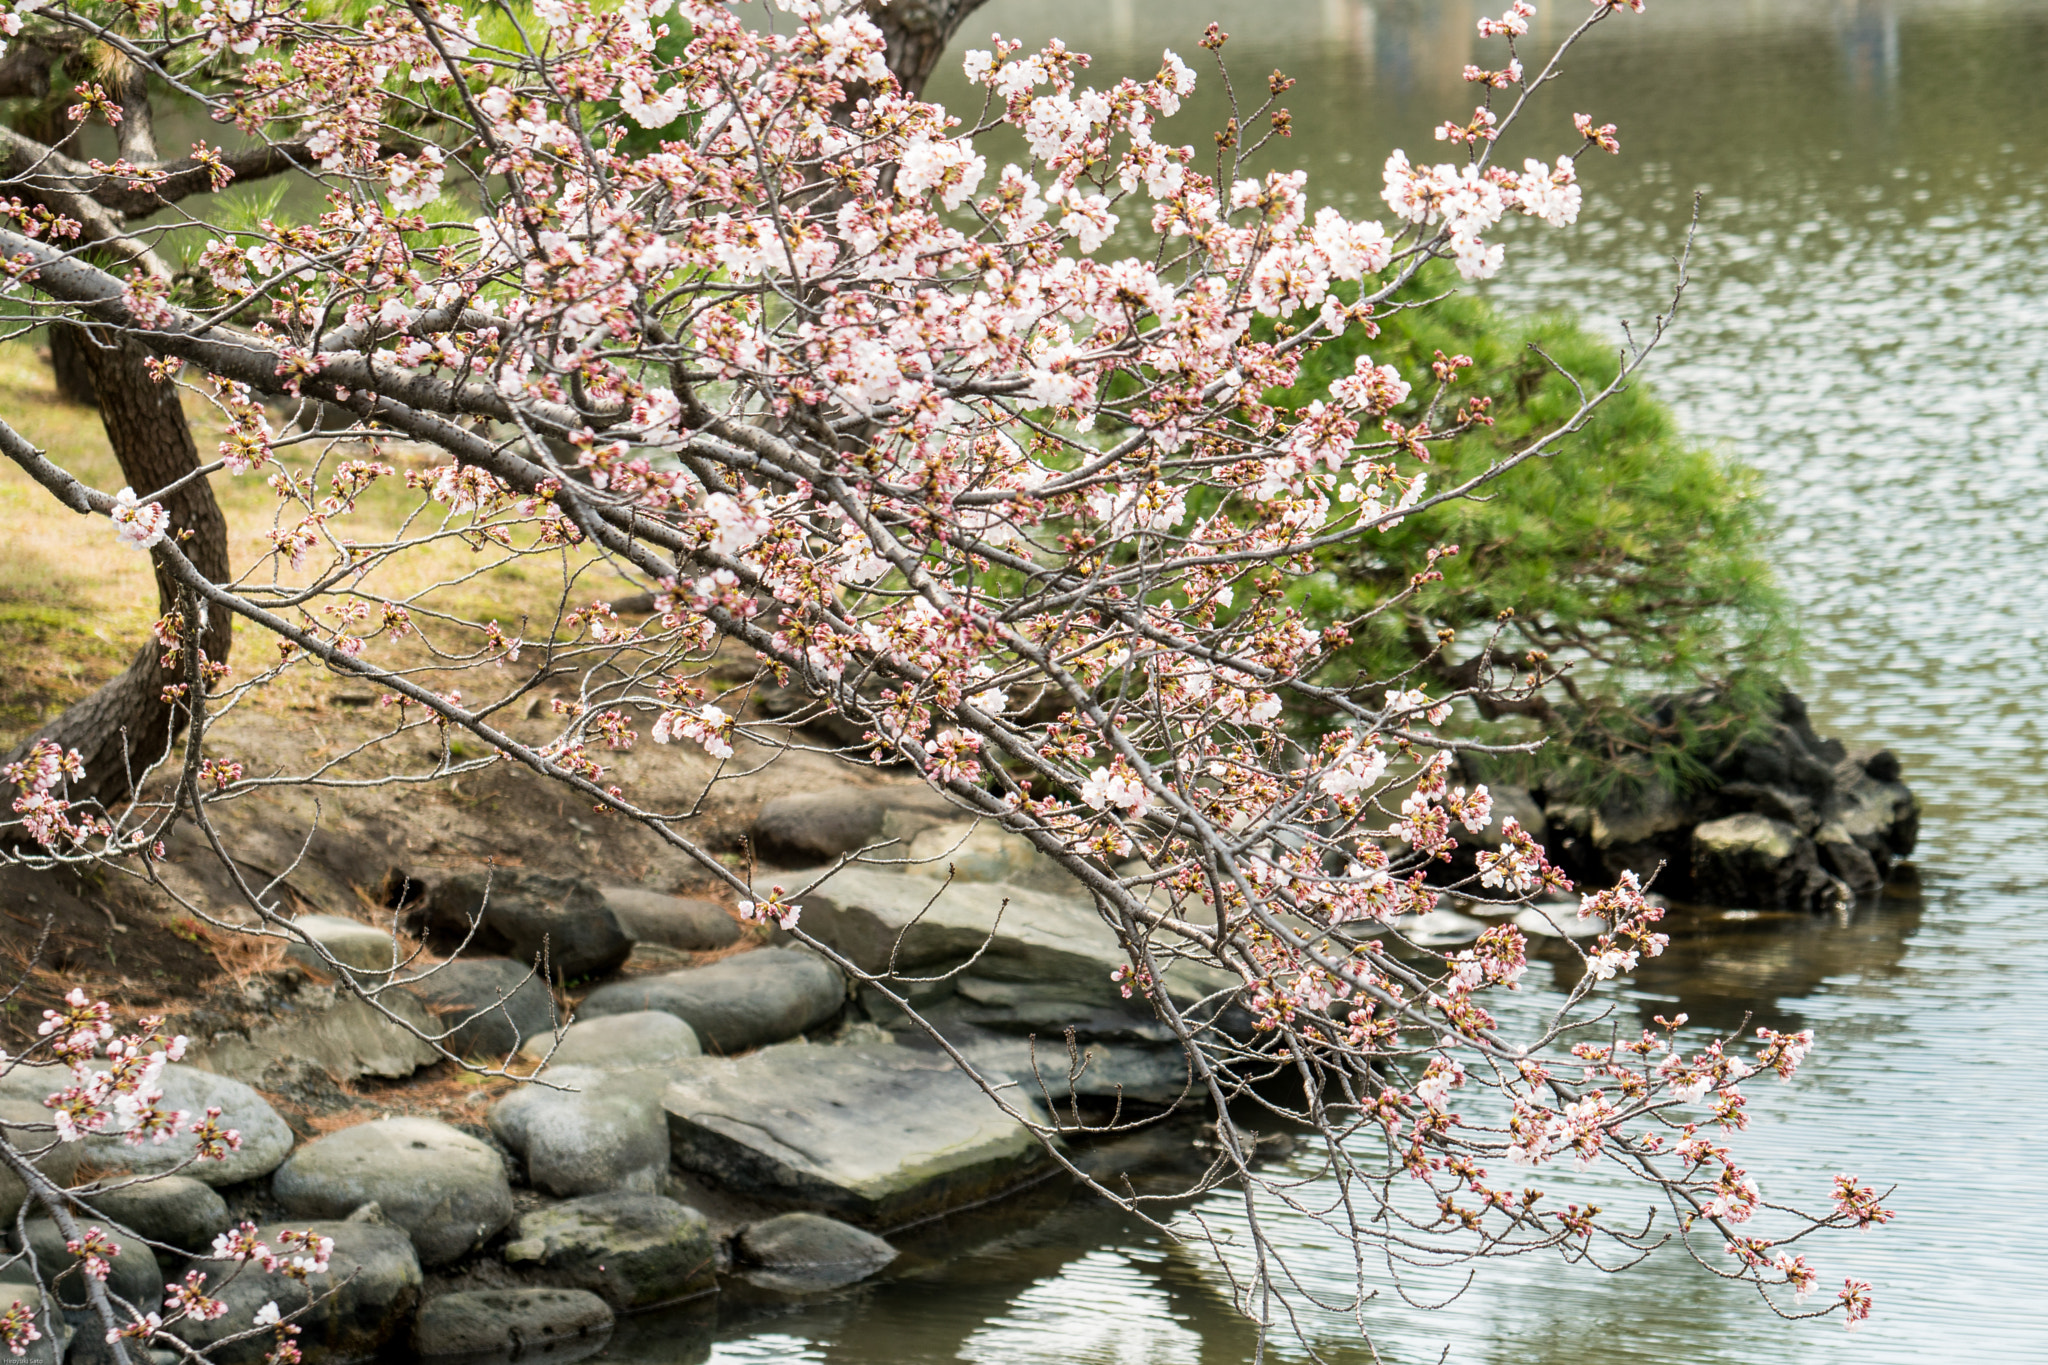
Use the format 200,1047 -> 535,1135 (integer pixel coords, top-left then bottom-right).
1267,270 -> 1793,799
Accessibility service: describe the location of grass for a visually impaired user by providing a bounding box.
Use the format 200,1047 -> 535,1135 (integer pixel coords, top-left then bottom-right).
0,337 -> 644,752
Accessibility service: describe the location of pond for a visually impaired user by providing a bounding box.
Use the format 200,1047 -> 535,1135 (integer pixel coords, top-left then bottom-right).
606,2 -> 2048,1360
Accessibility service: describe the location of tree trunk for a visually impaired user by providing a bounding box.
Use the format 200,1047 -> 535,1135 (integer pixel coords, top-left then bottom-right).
865,0 -> 994,97
4,333 -> 231,817
46,321 -> 96,407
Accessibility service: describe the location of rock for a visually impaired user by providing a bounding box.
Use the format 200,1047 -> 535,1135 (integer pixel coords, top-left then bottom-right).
412,872 -> 632,980
734,1213 -> 896,1293
0,1283 -> 66,1365
170,1220 -> 420,1365
190,987 -> 439,1085
285,914 -> 401,975
270,1117 -> 513,1267
1389,908 -> 1488,947
948,1032 -> 1197,1108
72,1175 -> 229,1254
401,957 -> 559,1057
19,1219 -> 160,1313
517,1011 -> 701,1071
83,1066 -> 293,1188
489,1067 -> 670,1198
750,786 -> 957,865
1816,834 -> 1884,897
661,1042 -> 1050,1226
600,889 -> 740,951
1512,904 -> 1606,940
578,948 -> 843,1054
413,1288 -> 614,1359
501,1193 -> 715,1311
1691,813 -> 1843,912
0,1100 -> 83,1222
900,822 -> 1075,892
784,868 -> 1237,1023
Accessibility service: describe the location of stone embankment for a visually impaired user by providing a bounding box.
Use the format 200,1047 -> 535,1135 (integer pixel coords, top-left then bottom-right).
1,790 -> 1235,1365
2,693 -> 1913,1363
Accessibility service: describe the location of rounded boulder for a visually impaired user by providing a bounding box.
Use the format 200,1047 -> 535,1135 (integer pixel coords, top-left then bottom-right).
271,1117 -> 513,1267
414,1287 -> 614,1359
83,1066 -> 293,1187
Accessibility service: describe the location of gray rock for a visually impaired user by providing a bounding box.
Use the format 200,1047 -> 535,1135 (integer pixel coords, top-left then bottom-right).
414,872 -> 632,980
578,949 -> 842,1054
191,988 -> 439,1085
1691,813 -> 1843,911
83,1066 -> 292,1187
413,1287 -> 614,1359
516,1011 -> 700,1071
170,1220 -> 420,1365
0,1283 -> 66,1365
948,1032 -> 1198,1108
662,1043 -> 1050,1226
72,1175 -> 229,1254
751,791 -> 886,863
271,1117 -> 513,1267
501,1193 -> 714,1311
489,1067 -> 669,1198
777,867 -> 1236,1019
900,822 -> 1076,892
401,957 -> 559,1057
0,1100 -> 83,1223
734,1213 -> 895,1292
285,914 -> 402,975
19,1219 -> 160,1313
600,889 -> 740,951
1817,834 -> 1884,897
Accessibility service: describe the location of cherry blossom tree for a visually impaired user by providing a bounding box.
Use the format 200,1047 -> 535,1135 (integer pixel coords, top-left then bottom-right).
0,0 -> 1892,1355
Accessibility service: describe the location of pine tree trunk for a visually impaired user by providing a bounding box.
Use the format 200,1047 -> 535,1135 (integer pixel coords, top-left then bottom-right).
46,321 -> 97,407
5,334 -> 231,817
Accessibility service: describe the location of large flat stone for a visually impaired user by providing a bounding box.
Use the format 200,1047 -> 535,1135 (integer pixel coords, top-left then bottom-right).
286,914 -> 403,975
578,948 -> 842,1053
271,1117 -> 513,1267
769,867 -> 1236,1012
170,1220 -> 421,1365
661,1043 -> 1051,1227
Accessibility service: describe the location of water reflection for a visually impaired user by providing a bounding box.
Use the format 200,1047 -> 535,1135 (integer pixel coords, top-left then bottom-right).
616,2 -> 2048,1362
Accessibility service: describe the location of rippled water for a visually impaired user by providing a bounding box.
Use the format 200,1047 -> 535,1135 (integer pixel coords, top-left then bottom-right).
611,3 -> 2048,1360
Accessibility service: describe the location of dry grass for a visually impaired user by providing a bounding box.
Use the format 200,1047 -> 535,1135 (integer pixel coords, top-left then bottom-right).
0,336 -> 658,750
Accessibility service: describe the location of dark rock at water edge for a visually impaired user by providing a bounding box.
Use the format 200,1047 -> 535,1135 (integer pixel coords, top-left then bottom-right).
1535,690 -> 1918,911
410,872 -> 632,980
270,1116 -> 514,1267
733,1212 -> 896,1293
501,1192 -> 716,1312
662,1042 -> 1051,1228
168,1220 -> 421,1365
401,957 -> 560,1057
578,947 -> 843,1053
413,1287 -> 614,1359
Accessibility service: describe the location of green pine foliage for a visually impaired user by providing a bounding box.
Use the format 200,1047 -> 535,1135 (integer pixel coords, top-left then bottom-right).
1268,270 -> 1793,798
